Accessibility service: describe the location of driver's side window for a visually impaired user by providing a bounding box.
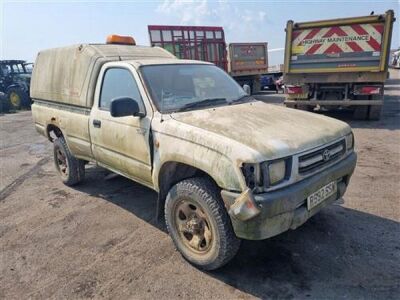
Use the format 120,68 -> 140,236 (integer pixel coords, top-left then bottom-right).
99,68 -> 144,112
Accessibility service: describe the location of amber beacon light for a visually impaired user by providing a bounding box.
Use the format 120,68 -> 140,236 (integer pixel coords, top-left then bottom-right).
106,34 -> 136,45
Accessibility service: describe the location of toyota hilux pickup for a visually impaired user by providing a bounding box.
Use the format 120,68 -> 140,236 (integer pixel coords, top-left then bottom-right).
31,35 -> 357,270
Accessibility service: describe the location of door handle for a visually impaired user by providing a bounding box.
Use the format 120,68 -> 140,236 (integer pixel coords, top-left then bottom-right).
93,119 -> 101,128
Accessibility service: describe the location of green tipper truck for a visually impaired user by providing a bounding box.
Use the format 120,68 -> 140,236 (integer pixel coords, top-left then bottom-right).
283,10 -> 395,120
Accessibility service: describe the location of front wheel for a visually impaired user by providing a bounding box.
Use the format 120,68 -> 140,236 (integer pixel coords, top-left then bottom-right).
165,177 -> 240,270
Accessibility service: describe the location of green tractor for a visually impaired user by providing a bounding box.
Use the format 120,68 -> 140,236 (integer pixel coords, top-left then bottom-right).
0,60 -> 33,113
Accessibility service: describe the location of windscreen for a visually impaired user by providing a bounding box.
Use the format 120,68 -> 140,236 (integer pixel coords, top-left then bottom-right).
140,64 -> 247,113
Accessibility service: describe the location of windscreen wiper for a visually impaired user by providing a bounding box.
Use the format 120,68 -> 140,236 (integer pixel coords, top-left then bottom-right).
178,98 -> 227,111
230,95 -> 254,104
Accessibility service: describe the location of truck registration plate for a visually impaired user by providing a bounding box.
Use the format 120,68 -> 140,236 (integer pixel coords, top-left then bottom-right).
307,181 -> 337,210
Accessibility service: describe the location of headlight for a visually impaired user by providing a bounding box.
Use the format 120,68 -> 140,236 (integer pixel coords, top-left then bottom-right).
242,158 -> 292,190
345,132 -> 354,150
268,160 -> 286,185
262,157 -> 292,187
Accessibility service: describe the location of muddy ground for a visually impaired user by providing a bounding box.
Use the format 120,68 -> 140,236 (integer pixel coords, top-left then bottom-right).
0,70 -> 399,299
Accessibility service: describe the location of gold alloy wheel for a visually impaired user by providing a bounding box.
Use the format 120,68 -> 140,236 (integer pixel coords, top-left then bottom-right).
174,200 -> 213,253
9,92 -> 21,108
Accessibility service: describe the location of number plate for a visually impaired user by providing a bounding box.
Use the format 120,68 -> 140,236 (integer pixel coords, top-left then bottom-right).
307,181 -> 337,210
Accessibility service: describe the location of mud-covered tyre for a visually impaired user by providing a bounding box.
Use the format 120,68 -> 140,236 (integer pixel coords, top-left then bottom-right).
53,136 -> 85,186
353,106 -> 368,120
7,87 -> 26,110
165,177 -> 241,270
368,105 -> 382,120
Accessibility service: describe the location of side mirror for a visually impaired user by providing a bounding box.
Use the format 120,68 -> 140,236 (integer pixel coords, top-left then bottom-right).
243,84 -> 251,95
110,97 -> 144,118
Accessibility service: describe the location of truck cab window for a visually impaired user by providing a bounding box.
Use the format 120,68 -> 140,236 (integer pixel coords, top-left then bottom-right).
99,68 -> 144,111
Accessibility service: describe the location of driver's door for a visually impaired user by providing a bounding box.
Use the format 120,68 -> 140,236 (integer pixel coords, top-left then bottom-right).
89,64 -> 153,186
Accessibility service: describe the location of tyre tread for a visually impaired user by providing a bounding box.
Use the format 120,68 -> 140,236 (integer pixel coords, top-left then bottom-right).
53,136 -> 85,186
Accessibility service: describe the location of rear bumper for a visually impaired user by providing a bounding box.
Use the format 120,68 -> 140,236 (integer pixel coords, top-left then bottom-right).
221,152 -> 357,240
284,100 -> 383,106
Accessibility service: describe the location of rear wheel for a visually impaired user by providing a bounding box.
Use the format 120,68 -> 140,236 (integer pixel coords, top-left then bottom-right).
0,94 -> 10,113
285,102 -> 295,109
353,105 -> 369,120
368,105 -> 382,120
297,104 -> 312,111
53,136 -> 85,186
8,88 -> 22,110
7,87 -> 30,110
165,177 -> 240,270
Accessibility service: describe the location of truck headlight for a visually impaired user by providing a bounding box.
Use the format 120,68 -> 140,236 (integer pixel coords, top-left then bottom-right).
268,160 -> 286,185
262,157 -> 292,187
345,132 -> 354,150
242,158 -> 292,190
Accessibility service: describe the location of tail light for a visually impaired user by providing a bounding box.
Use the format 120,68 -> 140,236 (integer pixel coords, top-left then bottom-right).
286,86 -> 303,94
354,86 -> 381,95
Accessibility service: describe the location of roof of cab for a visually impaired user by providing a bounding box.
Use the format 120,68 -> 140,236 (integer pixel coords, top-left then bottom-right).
127,58 -> 212,67
85,44 -> 177,60
35,44 -> 177,62
31,43 -> 178,108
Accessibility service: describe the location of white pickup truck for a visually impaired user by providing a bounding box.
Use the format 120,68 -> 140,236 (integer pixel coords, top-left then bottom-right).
31,35 -> 357,270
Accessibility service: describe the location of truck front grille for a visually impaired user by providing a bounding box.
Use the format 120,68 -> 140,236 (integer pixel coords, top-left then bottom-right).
298,140 -> 345,174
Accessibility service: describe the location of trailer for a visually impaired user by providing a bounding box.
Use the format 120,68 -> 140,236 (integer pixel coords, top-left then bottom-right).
283,10 -> 395,120
227,42 -> 268,93
148,25 -> 267,93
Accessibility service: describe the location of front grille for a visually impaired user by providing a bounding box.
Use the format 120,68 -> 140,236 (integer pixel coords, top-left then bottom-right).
298,140 -> 346,174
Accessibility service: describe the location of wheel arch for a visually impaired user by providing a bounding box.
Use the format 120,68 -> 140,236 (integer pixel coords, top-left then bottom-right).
46,123 -> 64,142
156,161 -> 222,220
6,83 -> 28,93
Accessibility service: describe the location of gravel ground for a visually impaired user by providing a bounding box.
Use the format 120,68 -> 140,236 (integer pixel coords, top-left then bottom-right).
0,70 -> 399,299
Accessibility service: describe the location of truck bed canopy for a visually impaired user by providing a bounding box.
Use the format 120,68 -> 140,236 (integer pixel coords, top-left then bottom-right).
30,44 -> 175,107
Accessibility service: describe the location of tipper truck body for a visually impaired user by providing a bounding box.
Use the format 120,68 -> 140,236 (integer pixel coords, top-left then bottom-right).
283,10 -> 395,120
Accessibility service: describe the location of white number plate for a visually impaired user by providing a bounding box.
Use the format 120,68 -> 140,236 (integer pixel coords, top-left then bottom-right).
307,181 -> 337,210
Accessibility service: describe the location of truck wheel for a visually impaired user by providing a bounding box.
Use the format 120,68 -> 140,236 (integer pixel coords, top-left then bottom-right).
285,102 -> 295,109
7,87 -> 26,110
0,95 -> 10,113
353,106 -> 368,120
297,104 -> 312,111
368,105 -> 382,121
53,136 -> 85,186
165,177 -> 241,270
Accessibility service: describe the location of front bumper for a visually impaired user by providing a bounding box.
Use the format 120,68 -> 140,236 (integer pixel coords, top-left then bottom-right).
221,152 -> 357,240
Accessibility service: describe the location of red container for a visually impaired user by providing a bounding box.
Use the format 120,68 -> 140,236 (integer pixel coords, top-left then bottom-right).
148,25 -> 228,71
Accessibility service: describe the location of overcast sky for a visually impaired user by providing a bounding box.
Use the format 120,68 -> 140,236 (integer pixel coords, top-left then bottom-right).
1,0 -> 399,65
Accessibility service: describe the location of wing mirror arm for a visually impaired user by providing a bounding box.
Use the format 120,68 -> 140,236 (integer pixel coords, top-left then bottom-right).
243,84 -> 251,95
